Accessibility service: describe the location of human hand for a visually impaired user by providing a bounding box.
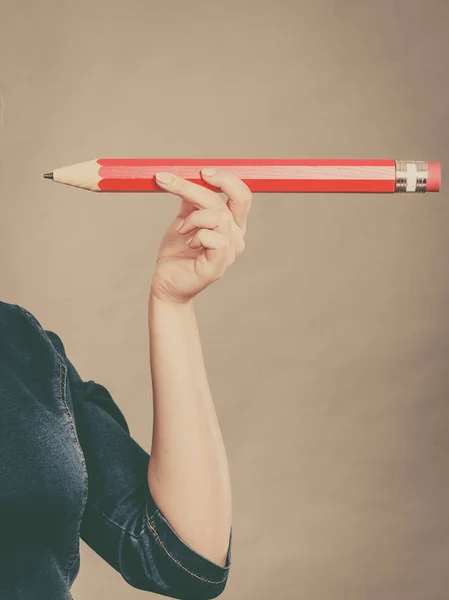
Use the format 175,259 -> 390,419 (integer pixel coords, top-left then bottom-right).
150,169 -> 252,304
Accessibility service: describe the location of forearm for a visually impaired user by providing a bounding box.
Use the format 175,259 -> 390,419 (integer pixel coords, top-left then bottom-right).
147,292 -> 232,567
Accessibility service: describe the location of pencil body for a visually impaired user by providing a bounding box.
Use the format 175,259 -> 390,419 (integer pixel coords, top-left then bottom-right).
46,158 -> 441,193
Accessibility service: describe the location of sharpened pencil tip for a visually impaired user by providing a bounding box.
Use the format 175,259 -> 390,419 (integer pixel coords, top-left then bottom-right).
43,172 -> 54,179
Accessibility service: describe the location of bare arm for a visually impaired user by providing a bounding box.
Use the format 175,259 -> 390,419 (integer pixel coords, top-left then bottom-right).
147,293 -> 232,567
146,167 -> 251,568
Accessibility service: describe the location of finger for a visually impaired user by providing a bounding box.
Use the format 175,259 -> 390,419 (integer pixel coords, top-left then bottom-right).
177,207 -> 233,235
155,172 -> 226,211
186,229 -> 229,252
189,230 -> 234,281
188,229 -> 235,276
200,168 -> 252,231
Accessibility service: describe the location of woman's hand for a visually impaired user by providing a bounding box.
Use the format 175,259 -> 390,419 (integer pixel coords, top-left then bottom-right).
150,169 -> 252,304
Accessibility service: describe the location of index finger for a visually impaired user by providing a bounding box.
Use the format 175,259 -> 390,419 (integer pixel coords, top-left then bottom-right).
154,172 -> 225,211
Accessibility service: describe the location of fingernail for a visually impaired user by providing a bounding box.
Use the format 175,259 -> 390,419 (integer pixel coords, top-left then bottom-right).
201,167 -> 216,177
156,172 -> 173,184
176,219 -> 185,231
185,235 -> 194,245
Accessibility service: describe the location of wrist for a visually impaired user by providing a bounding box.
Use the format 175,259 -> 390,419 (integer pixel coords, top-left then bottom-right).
149,288 -> 195,311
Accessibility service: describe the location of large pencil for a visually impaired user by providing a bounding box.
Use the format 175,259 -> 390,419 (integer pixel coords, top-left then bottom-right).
43,158 -> 441,193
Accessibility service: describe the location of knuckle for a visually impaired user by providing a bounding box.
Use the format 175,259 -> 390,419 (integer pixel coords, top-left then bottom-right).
229,174 -> 252,201
236,237 -> 245,254
242,184 -> 252,203
225,248 -> 236,267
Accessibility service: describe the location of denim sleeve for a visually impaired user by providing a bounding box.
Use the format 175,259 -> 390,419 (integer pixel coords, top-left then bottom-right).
45,330 -> 232,600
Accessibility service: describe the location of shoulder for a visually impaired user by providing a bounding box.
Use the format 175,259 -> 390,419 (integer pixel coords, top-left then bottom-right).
10,302 -> 66,363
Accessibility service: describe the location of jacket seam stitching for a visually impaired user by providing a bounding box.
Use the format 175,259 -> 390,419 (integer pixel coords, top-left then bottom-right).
144,503 -> 228,585
15,305 -> 65,363
56,360 -> 89,581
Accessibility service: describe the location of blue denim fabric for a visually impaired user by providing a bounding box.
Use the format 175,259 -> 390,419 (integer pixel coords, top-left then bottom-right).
0,301 -> 232,599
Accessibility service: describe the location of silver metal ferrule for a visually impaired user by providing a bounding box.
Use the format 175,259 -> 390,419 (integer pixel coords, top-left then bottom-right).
395,160 -> 428,193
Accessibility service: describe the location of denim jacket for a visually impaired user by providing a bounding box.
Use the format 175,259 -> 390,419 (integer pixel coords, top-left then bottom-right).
0,301 -> 232,600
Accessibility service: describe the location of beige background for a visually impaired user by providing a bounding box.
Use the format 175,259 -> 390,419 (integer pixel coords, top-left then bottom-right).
1,0 -> 448,598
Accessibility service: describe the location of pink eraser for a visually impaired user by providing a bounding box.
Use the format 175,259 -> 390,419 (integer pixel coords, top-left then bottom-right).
427,162 -> 441,192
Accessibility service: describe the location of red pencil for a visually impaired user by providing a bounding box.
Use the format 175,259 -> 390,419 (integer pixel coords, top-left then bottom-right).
43,158 -> 441,194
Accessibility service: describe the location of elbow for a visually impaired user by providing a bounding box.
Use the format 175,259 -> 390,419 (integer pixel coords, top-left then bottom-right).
120,504 -> 232,599
122,557 -> 230,600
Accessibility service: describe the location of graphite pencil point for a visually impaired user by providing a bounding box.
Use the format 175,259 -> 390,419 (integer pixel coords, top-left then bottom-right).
43,173 -> 54,179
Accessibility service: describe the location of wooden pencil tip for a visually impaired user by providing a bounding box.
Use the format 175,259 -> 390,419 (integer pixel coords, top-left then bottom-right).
43,172 -> 54,179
